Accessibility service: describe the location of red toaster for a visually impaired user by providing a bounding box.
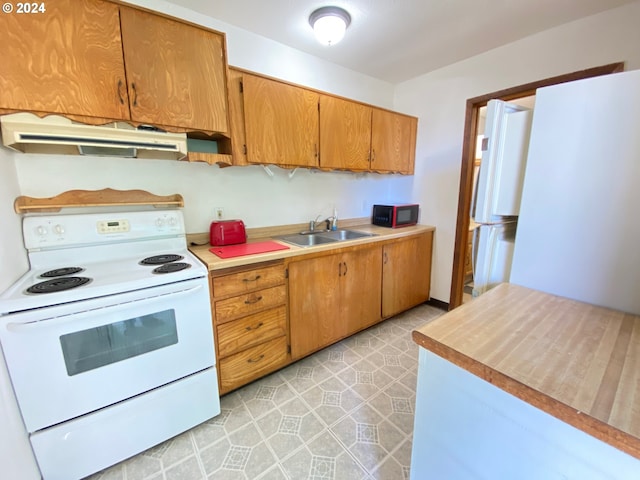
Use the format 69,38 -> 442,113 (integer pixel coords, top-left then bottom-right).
209,220 -> 247,246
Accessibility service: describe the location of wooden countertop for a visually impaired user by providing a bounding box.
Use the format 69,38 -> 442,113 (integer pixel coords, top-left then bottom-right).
190,223 -> 434,271
412,283 -> 640,460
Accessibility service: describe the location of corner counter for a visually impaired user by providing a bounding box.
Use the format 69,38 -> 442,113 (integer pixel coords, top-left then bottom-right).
410,283 -> 640,479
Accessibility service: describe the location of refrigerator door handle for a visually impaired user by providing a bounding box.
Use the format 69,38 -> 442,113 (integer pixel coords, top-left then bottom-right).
471,225 -> 479,280
473,225 -> 500,298
470,163 -> 481,220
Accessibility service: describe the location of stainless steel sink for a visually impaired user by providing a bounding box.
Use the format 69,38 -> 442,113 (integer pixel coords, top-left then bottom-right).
275,229 -> 377,247
320,229 -> 377,241
275,233 -> 338,247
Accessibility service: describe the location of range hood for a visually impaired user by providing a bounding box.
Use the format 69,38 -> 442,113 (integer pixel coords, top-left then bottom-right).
1,113 -> 188,160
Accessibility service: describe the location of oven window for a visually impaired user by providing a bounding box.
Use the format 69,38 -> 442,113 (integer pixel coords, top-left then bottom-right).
59,310 -> 178,376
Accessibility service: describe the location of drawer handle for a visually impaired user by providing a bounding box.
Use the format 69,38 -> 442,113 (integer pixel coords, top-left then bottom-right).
242,275 -> 262,282
247,354 -> 265,364
246,322 -> 264,331
244,295 -> 263,305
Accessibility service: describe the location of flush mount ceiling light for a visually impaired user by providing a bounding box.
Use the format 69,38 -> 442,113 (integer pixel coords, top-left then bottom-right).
309,6 -> 351,46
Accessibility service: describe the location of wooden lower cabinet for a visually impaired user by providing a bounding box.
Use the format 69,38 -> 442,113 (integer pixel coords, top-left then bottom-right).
210,261 -> 289,395
382,232 -> 433,318
219,336 -> 288,394
288,245 -> 382,360
208,231 -> 434,392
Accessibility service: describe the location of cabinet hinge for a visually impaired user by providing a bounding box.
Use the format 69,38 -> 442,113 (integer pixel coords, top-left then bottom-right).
285,268 -> 289,279
287,345 -> 291,354
243,144 -> 247,155
239,80 -> 243,93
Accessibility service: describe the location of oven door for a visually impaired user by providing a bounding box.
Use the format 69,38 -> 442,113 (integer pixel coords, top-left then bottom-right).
0,277 -> 216,433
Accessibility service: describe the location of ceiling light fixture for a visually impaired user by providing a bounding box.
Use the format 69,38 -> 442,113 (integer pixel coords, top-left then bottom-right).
309,6 -> 351,46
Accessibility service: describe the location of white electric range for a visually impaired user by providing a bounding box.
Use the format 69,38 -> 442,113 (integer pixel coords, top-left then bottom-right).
0,208 -> 220,480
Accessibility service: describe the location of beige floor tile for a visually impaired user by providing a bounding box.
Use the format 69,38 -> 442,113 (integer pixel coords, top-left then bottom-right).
85,304 -> 445,480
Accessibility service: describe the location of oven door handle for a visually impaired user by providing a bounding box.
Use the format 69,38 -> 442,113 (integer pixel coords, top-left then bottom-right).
6,284 -> 204,332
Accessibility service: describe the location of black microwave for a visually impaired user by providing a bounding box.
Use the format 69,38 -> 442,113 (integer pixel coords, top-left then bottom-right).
372,204 -> 419,228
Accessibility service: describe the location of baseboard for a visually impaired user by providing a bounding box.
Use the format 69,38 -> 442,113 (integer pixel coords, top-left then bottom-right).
426,298 -> 449,311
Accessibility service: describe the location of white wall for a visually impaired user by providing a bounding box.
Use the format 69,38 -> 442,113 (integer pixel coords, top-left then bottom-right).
15,156 -> 395,234
394,0 -> 640,302
0,149 -> 29,290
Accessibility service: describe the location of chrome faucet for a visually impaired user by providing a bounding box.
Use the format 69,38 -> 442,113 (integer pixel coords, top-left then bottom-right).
309,215 -> 333,232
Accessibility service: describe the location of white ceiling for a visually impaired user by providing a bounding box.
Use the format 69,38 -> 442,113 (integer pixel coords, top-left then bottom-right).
166,0 -> 634,84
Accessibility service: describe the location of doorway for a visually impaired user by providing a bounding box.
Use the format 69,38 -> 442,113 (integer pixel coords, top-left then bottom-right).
448,62 -> 624,310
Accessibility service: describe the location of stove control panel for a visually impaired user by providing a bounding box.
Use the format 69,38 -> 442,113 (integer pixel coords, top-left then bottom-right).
97,220 -> 130,234
23,210 -> 186,250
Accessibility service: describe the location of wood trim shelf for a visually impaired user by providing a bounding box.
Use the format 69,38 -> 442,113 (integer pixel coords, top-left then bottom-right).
185,152 -> 233,166
14,188 -> 184,213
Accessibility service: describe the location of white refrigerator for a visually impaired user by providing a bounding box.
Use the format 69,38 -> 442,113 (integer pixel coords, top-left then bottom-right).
510,68 -> 640,315
471,99 -> 533,297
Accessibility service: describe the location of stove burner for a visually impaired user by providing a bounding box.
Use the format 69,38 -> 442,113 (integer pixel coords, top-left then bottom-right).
140,254 -> 184,266
152,263 -> 191,274
26,277 -> 92,294
39,267 -> 85,278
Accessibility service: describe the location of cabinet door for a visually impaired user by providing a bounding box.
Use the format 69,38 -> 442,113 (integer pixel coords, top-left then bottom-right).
243,74 -> 319,167
371,109 -> 417,173
289,253 -> 343,360
382,233 -> 433,318
119,7 -> 229,133
227,68 -> 249,165
319,95 -> 372,171
0,0 -> 130,119
341,246 -> 383,334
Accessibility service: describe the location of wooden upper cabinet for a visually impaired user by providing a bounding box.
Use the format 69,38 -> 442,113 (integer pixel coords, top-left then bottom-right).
319,95 -> 372,171
0,0 -> 130,119
226,69 -> 249,166
119,7 -> 229,133
0,0 -> 229,134
371,108 -> 417,173
242,74 -> 319,167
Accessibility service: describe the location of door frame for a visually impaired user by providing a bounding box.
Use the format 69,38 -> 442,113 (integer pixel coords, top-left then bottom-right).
448,61 -> 625,310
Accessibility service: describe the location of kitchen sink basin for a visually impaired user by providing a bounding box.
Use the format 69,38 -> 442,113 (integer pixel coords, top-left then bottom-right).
275,233 -> 338,247
275,229 -> 377,247
321,229 -> 377,241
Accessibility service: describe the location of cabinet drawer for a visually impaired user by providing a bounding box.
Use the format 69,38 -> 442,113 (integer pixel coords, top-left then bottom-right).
212,264 -> 285,298
215,285 -> 286,324
217,306 -> 286,358
219,336 -> 289,394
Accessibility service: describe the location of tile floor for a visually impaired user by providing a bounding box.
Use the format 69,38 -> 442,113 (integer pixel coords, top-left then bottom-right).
87,303 -> 444,480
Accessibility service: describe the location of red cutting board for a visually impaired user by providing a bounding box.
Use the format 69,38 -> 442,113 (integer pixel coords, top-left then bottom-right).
209,240 -> 290,259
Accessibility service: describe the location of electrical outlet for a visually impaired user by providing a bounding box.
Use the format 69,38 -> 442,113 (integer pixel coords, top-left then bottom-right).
214,207 -> 224,220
